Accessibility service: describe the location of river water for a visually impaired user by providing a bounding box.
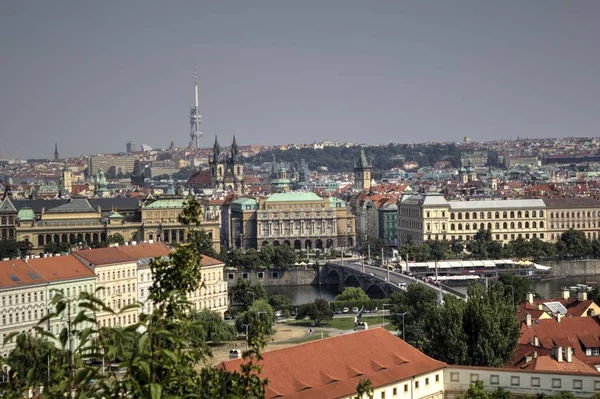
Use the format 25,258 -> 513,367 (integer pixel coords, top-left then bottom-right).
264,275 -> 600,305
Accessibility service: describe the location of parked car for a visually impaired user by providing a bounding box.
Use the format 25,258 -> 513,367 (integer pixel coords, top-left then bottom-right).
351,307 -> 359,313
342,307 -> 350,313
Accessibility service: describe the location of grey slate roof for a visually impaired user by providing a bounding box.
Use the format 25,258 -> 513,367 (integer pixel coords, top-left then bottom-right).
45,198 -> 95,213
448,199 -> 546,210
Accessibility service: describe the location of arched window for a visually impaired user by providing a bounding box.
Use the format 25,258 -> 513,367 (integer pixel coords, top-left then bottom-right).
487,212 -> 492,219
540,221 -> 544,228
427,223 -> 431,231
465,213 -> 470,220
473,212 -> 477,219
510,211 -> 515,218
450,213 -> 455,220
451,224 -> 455,231
532,221 -> 537,228
442,223 -> 446,230
480,223 -> 485,230
465,223 -> 470,230
525,211 -> 529,218
503,211 -> 507,218
525,222 -> 529,228
518,222 -> 522,229
532,211 -> 537,218
540,211 -> 544,218
495,222 -> 500,229
458,213 -> 463,220
458,223 -> 463,231
503,222 -> 507,229
510,222 -> 515,229
487,222 -> 492,230
517,211 -> 522,218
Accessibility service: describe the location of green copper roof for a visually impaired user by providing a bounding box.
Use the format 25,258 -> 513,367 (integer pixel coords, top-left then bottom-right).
232,198 -> 258,206
108,211 -> 124,219
328,197 -> 346,208
265,192 -> 322,202
17,207 -> 35,221
144,199 -> 185,209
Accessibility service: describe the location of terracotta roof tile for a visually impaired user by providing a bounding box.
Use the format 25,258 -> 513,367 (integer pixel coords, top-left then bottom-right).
74,247 -> 137,265
27,255 -> 95,282
220,328 -> 445,399
0,259 -> 46,288
117,242 -> 171,259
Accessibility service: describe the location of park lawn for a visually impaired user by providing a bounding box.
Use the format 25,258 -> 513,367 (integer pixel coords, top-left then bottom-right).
286,316 -> 387,330
274,331 -> 330,345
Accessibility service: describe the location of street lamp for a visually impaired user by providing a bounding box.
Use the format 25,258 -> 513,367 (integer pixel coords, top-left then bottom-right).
397,312 -> 407,341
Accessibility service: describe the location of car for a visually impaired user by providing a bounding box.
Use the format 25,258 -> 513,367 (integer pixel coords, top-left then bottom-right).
334,309 -> 342,315
342,307 -> 350,313
351,307 -> 359,313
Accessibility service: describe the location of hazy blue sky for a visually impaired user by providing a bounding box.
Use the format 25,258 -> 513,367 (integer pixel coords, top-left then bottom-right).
1,1 -> 599,159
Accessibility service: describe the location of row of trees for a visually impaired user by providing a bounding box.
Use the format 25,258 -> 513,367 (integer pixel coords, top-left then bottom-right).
400,229 -> 600,262
225,244 -> 298,270
389,282 -> 520,367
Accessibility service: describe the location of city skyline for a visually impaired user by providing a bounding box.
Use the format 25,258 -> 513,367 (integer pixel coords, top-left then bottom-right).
2,1 -> 600,159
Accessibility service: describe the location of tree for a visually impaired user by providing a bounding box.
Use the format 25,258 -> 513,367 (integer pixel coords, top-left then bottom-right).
428,239 -> 451,261
235,299 -> 276,335
268,294 -> 292,309
43,242 -> 60,254
259,244 -> 275,267
242,248 -> 264,269
360,237 -> 387,258
355,378 -> 374,399
463,283 -> 520,367
0,240 -> 33,259
335,287 -> 369,302
467,229 -> 493,260
558,229 -> 592,258
497,273 -> 532,305
272,245 -> 297,269
190,309 -> 236,343
296,298 -> 333,326
460,380 -> 489,399
191,228 -> 218,258
230,279 -> 268,310
389,284 -> 438,346
226,248 -> 245,268
106,233 -> 125,245
423,295 -> 468,365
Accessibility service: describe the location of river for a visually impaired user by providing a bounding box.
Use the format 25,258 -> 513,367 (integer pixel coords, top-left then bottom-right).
264,275 -> 600,305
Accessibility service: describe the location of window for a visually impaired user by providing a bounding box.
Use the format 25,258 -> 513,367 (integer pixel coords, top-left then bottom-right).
573,379 -> 583,390
414,380 -> 419,389
552,379 -> 561,389
381,392 -> 385,399
490,375 -> 499,385
392,387 -> 397,396
531,377 -> 540,387
425,377 -> 429,386
595,381 -> 600,391
435,374 -> 439,383
510,376 -> 520,386
404,384 -> 408,393
470,374 -> 479,383
450,372 -> 459,382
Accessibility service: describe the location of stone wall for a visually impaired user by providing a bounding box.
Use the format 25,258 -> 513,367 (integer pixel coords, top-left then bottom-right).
545,259 -> 600,277
225,268 -> 318,288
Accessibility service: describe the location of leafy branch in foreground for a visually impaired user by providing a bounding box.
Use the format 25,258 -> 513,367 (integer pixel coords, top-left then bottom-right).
1,195 -> 268,398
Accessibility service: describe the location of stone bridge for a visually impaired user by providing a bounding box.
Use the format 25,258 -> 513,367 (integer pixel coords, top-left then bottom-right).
317,260 -> 467,300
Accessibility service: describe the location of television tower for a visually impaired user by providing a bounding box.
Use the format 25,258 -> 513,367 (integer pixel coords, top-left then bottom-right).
189,70 -> 202,149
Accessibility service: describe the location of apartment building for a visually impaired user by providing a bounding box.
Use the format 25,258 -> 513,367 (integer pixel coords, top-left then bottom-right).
0,259 -> 48,356
194,255 -> 228,317
398,193 -> 546,245
74,247 -> 138,328
87,155 -> 137,176
544,198 -> 600,241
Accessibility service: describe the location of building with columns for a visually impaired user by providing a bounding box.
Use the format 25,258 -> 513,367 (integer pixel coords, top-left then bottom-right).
229,192 -> 356,251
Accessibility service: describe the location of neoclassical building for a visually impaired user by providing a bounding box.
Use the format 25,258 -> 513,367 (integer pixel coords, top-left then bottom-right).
228,192 -> 356,250
544,198 -> 600,242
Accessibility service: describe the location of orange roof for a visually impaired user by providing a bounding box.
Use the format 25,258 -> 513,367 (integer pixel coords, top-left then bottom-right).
117,242 -> 171,259
27,255 -> 95,282
522,354 -> 597,373
200,254 -> 224,267
221,328 -> 445,399
0,259 -> 45,288
74,247 -> 136,265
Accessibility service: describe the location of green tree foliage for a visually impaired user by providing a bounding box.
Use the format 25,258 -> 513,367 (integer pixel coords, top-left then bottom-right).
389,284 -> 438,346
235,299 -> 276,335
105,233 -> 125,245
230,279 -> 268,310
460,380 -> 489,399
497,273 -> 532,305
259,244 -> 275,266
272,245 -> 297,269
267,294 -> 292,309
359,237 -> 387,258
296,298 -> 334,326
190,309 -> 237,343
335,287 -> 369,302
355,378 -> 374,399
557,229 -> 592,258
191,228 -> 218,258
463,283 -> 520,367
0,240 -> 33,258
423,295 -> 468,365
43,241 -> 71,254
0,194 -> 268,398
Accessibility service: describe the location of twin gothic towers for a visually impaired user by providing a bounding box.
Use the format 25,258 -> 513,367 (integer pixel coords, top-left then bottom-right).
209,135 -> 245,195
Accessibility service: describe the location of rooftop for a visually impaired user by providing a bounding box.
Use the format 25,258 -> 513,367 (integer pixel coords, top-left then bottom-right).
221,328 -> 445,399
449,199 -> 546,210
117,242 -> 171,259
0,259 -> 45,289
74,247 -> 137,266
27,255 -> 96,282
265,192 -> 322,203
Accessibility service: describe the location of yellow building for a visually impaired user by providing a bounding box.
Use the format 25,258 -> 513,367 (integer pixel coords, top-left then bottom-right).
230,192 -> 356,250
398,193 -> 547,245
74,247 -> 138,328
544,198 -> 600,242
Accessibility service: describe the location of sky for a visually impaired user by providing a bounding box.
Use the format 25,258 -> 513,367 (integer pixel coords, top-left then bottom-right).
1,1 -> 599,159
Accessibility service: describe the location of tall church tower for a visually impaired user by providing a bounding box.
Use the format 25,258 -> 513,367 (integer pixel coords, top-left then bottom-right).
209,135 -> 226,190
54,143 -> 59,161
353,149 -> 372,191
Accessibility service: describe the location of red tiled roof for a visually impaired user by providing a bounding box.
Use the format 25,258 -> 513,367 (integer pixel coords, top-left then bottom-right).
524,355 -> 597,373
200,255 -> 224,267
0,259 -> 45,288
27,254 -> 95,281
74,247 -> 136,265
187,170 -> 211,184
117,242 -> 171,259
220,328 -> 446,399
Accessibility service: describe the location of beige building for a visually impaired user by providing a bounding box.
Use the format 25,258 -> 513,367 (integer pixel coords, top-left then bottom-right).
74,247 -> 138,328
230,192 -> 356,250
544,198 -> 600,241
87,155 -> 137,176
398,193 -> 547,245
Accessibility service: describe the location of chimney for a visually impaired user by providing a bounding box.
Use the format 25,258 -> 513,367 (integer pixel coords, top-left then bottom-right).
526,313 -> 532,327
562,289 -> 570,300
566,347 -> 572,363
557,313 -> 562,323
534,336 -> 539,347
555,346 -> 563,363
577,291 -> 588,302
527,292 -> 534,305
533,351 -> 538,358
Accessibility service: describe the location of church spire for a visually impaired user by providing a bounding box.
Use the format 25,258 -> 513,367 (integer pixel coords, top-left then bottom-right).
54,143 -> 59,161
231,135 -> 238,161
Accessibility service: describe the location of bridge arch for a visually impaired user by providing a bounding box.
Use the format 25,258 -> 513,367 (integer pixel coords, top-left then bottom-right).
365,284 -> 386,299
324,269 -> 341,285
343,275 -> 361,288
